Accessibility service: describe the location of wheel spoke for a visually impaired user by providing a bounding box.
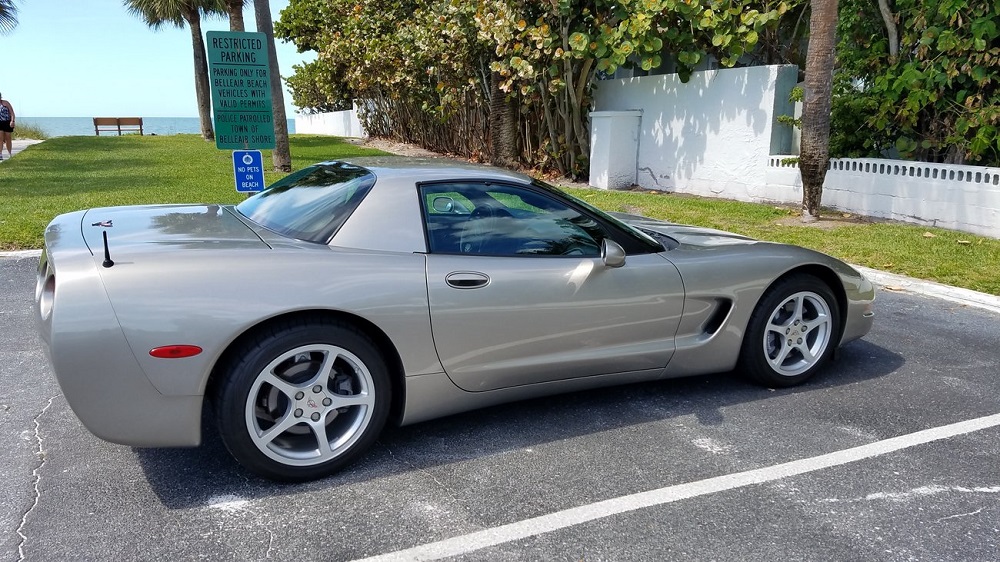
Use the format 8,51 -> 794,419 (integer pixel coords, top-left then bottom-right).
808,313 -> 831,331
330,392 -> 374,409
261,371 -> 302,399
769,341 -> 793,369
316,350 -> 337,385
792,295 -> 805,322
766,320 -> 788,335
310,420 -> 336,460
797,341 -> 816,362
257,410 -> 300,445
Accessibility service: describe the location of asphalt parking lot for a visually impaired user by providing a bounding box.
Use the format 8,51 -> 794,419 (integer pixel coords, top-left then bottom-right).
3,254 -> 999,561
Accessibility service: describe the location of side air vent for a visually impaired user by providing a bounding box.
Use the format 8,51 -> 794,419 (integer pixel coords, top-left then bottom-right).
702,299 -> 733,336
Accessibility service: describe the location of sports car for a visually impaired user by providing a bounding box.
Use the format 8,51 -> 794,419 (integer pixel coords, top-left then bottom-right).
35,158 -> 875,481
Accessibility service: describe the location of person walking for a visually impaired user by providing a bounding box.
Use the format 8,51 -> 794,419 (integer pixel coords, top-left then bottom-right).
0,92 -> 14,160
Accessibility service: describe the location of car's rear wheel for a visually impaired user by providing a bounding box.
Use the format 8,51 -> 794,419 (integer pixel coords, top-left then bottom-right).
739,274 -> 840,387
214,318 -> 390,481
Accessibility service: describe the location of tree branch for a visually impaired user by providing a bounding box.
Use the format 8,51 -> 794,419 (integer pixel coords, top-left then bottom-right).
877,0 -> 899,60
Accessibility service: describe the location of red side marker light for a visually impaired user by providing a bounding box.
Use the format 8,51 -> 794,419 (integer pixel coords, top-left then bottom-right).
149,345 -> 203,359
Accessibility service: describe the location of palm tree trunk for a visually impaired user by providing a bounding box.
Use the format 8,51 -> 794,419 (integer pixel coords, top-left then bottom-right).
799,0 -> 838,222
488,72 -> 517,168
254,0 -> 291,171
184,6 -> 215,141
227,0 -> 245,32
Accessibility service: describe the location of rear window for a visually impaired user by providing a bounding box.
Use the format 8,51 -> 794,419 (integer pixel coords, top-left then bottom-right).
236,163 -> 375,243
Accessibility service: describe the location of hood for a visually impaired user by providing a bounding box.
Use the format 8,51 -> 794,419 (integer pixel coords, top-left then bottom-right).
81,204 -> 269,254
609,212 -> 757,248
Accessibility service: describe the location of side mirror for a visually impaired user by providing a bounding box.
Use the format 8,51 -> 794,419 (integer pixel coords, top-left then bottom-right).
432,196 -> 456,213
601,239 -> 626,268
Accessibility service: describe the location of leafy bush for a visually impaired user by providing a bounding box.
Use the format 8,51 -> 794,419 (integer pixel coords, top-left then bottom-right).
835,0 -> 1000,165
12,123 -> 48,140
276,0 -> 792,178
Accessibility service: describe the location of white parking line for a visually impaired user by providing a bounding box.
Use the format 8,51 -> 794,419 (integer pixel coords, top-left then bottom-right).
356,412 -> 1000,562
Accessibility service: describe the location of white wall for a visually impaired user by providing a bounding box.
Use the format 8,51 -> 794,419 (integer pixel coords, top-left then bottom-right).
767,157 -> 1000,238
294,107 -> 366,138
590,64 -> 999,239
592,65 -> 798,200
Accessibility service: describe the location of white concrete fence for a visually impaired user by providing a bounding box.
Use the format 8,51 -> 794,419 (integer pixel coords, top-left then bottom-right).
295,106 -> 366,138
766,156 -> 1000,238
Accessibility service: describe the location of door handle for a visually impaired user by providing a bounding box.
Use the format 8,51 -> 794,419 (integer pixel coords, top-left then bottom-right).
445,271 -> 490,289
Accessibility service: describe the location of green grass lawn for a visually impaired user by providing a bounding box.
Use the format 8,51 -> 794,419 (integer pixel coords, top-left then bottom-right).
1,134 -> 997,295
568,188 -> 1000,295
0,134 -> 385,250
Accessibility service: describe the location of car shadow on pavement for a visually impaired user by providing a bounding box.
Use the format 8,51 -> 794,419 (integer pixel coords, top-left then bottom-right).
134,338 -> 903,508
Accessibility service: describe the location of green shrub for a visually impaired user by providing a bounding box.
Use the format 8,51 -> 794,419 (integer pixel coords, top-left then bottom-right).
12,123 -> 49,140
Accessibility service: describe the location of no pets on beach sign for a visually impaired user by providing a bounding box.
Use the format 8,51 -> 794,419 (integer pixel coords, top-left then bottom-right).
233,150 -> 265,193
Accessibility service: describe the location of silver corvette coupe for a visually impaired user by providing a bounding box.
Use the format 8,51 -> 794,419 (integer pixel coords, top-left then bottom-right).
36,159 -> 875,481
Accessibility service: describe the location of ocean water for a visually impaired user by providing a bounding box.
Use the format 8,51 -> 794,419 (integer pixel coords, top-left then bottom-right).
18,116 -> 296,138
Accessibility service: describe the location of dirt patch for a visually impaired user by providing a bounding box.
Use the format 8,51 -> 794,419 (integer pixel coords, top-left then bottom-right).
351,138 -> 444,158
350,137 -> 595,188
774,212 -> 875,229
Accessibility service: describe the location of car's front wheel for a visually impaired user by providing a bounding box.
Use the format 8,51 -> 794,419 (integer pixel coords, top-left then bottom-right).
739,274 -> 841,387
214,318 -> 390,481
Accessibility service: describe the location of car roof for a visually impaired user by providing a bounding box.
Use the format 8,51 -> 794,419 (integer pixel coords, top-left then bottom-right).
324,156 -> 534,187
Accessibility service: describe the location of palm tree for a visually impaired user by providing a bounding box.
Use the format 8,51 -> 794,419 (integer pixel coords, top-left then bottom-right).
254,0 -> 291,171
799,0 -> 839,222
225,0 -> 245,32
0,0 -> 18,34
124,0 -> 227,141
489,72 -> 518,168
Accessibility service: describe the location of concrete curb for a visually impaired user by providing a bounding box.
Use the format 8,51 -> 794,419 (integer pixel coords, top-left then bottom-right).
853,265 -> 1000,315
2,249 -> 997,315
1,249 -> 42,259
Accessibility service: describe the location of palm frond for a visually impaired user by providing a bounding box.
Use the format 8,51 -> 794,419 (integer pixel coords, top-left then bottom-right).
122,0 -> 228,29
0,0 -> 19,34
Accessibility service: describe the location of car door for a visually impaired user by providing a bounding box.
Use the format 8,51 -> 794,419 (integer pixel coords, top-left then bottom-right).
421,180 -> 685,392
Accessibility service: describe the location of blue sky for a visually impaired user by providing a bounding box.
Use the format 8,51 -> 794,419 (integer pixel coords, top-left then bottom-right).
3,0 -> 314,117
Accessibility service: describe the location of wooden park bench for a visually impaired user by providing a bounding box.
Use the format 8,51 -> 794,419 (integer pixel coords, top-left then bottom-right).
93,117 -> 144,136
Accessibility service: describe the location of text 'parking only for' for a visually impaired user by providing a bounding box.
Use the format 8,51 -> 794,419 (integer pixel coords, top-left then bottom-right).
233,150 -> 264,193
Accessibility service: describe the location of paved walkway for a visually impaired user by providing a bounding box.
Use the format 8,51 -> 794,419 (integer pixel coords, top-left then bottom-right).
2,138 -> 43,161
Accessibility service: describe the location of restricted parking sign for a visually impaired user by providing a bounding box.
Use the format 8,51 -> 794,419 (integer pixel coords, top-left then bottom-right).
207,31 -> 275,150
233,150 -> 265,192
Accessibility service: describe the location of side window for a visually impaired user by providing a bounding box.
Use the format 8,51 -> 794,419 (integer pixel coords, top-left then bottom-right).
420,182 -> 604,256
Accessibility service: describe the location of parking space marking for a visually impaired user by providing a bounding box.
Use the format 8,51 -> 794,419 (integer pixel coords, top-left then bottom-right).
356,412 -> 1000,562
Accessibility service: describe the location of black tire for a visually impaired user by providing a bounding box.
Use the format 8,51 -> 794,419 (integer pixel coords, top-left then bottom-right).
739,274 -> 841,388
214,317 -> 390,481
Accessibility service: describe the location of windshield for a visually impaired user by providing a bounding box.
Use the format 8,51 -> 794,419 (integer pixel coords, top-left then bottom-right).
529,179 -> 663,252
236,163 -> 376,243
